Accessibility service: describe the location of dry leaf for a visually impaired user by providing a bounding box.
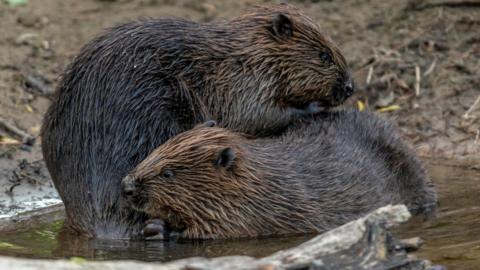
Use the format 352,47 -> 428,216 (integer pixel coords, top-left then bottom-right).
25,104 -> 33,113
377,105 -> 401,113
0,136 -> 21,145
357,100 -> 366,112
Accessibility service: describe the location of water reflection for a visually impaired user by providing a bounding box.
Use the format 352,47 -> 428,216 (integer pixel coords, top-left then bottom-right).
0,221 -> 311,261
54,232 -> 312,261
397,163 -> 480,270
400,161 -> 480,270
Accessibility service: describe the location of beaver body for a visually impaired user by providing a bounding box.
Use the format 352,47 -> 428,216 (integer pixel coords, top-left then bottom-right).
123,110 -> 437,239
41,4 -> 353,238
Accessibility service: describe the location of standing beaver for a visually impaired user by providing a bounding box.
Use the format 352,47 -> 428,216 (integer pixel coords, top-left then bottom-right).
41,4 -> 353,238
122,110 -> 437,240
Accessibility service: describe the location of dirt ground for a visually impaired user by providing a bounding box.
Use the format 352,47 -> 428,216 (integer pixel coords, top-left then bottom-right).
0,0 -> 479,208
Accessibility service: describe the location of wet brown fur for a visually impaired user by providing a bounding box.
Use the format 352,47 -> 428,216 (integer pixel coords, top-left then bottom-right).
129,129 -> 320,239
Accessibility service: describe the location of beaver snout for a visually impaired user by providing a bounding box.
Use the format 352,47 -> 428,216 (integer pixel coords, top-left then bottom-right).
122,175 -> 149,212
121,175 -> 137,197
344,77 -> 354,97
332,75 -> 355,105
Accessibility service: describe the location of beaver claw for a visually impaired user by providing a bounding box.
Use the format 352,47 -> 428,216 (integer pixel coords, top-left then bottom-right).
142,219 -> 166,240
290,101 -> 325,116
304,102 -> 323,114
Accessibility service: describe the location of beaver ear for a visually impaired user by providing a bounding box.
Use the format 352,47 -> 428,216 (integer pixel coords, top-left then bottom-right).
272,14 -> 293,37
201,120 -> 217,128
214,148 -> 235,169
194,120 -> 217,129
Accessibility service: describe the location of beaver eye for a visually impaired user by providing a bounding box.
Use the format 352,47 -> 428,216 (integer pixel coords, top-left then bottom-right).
162,169 -> 174,178
319,51 -> 332,64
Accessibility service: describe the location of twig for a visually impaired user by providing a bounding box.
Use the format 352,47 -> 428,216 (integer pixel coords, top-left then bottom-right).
18,172 -> 40,185
0,64 -> 20,71
7,171 -> 22,195
0,116 -> 36,145
423,58 -> 437,76
414,1 -> 480,11
463,95 -> 480,119
398,237 -> 424,252
415,65 -> 421,96
394,30 -> 426,51
366,66 -> 374,85
24,75 -> 54,96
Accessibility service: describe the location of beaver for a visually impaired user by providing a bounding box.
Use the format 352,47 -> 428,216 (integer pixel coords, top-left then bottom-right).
122,110 -> 437,240
41,4 -> 353,238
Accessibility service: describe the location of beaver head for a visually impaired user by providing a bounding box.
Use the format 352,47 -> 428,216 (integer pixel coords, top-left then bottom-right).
253,5 -> 353,105
121,122 -> 317,239
192,4 -> 354,134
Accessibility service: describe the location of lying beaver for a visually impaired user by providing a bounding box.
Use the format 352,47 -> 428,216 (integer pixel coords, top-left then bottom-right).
42,4 -> 353,238
122,110 -> 437,239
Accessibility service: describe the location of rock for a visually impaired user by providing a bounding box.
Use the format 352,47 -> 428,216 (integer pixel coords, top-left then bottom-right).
15,33 -> 40,47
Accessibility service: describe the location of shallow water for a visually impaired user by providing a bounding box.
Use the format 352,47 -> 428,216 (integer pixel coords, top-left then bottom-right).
397,163 -> 480,270
0,163 -> 478,269
0,220 -> 311,261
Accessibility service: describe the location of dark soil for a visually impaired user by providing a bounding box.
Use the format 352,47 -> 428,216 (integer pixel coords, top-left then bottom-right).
0,0 -> 479,194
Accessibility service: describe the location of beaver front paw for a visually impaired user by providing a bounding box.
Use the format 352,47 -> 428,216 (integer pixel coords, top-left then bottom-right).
303,101 -> 324,114
142,219 -> 166,240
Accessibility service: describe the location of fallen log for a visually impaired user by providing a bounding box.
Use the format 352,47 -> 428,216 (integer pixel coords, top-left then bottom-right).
0,205 -> 443,270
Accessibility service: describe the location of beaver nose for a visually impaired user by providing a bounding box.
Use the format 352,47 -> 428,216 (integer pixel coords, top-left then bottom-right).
332,75 -> 355,104
344,77 -> 355,97
122,175 -> 136,197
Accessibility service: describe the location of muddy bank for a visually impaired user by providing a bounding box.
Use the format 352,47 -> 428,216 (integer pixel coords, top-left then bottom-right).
1,0 -> 479,164
0,144 -> 61,221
